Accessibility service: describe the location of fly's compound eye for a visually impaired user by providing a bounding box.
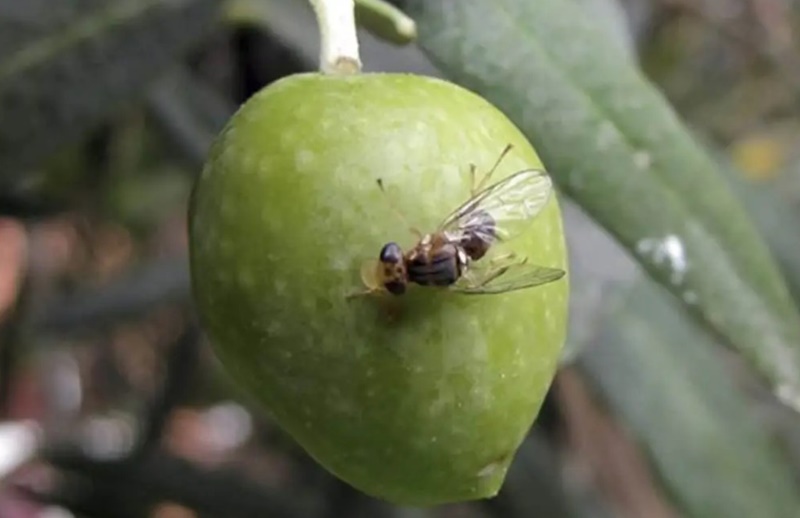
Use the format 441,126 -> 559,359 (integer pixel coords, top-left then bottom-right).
379,242 -> 404,264
378,242 -> 407,295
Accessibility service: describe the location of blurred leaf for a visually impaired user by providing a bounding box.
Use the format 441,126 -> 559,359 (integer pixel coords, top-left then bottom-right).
574,0 -> 636,59
107,166 -> 192,231
34,256 -> 190,336
0,0 -> 220,180
711,147 -> 800,306
146,69 -> 236,167
729,133 -> 789,181
580,279 -> 800,518
402,0 -> 800,411
223,0 -> 318,66
559,199 -> 638,366
37,446 -> 317,518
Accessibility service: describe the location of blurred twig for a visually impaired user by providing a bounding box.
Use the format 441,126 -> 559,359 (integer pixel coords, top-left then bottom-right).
483,427 -> 621,518
0,193 -> 64,219
554,368 -> 680,518
21,446 -> 316,518
322,479 -> 436,518
0,270 -> 32,416
665,0 -> 800,99
33,256 -> 191,336
130,320 -> 202,458
147,69 -> 235,168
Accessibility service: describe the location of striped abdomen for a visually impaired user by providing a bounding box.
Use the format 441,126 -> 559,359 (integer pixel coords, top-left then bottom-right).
407,243 -> 463,287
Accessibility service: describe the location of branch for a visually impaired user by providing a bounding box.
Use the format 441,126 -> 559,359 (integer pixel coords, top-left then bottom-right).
130,321 -> 202,458
24,447 -> 317,518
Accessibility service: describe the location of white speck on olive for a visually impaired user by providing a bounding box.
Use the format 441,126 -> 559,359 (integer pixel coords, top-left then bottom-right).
241,151 -> 256,171
238,269 -> 255,288
477,461 -> 501,478
258,157 -> 271,174
267,321 -> 283,336
296,149 -> 315,167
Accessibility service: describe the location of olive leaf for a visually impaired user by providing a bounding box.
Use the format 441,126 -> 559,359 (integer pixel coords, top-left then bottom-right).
581,279 -> 800,518
146,68 -> 236,167
0,0 -> 219,180
400,0 -> 800,412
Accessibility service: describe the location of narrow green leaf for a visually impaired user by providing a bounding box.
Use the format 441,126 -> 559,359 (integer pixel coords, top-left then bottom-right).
580,279 -> 800,518
401,0 -> 800,411
573,0 -> 636,59
146,69 -> 236,167
0,0 -> 219,179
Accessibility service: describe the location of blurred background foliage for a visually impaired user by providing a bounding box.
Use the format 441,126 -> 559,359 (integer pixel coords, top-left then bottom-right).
2,0 -> 800,517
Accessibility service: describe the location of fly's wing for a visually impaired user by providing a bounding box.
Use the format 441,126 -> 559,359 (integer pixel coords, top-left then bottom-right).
438,169 -> 553,244
451,255 -> 565,295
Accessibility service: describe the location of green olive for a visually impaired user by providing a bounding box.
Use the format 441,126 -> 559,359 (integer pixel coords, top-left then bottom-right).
189,72 -> 568,505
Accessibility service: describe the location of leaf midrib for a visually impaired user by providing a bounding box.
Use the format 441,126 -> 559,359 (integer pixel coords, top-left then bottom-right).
491,0 -> 788,317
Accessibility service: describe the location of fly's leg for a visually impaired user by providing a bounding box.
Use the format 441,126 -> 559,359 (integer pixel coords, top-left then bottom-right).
473,265 -> 510,288
469,163 -> 478,197
346,260 -> 388,300
486,251 -> 522,267
470,143 -> 514,196
461,252 -> 524,289
345,287 -> 383,300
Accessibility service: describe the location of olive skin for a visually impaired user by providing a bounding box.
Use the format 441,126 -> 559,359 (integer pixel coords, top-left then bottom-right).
189,72 -> 568,505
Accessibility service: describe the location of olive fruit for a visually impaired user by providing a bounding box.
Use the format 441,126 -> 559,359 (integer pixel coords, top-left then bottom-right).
189,72 -> 568,505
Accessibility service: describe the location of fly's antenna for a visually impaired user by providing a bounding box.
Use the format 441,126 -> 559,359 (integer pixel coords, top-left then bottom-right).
472,143 -> 514,194
489,144 -> 514,177
376,178 -> 423,240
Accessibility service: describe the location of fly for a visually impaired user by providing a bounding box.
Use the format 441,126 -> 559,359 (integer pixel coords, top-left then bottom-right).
350,144 -> 565,297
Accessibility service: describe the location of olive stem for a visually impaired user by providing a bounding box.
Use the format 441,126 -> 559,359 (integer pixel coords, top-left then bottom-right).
309,0 -> 362,75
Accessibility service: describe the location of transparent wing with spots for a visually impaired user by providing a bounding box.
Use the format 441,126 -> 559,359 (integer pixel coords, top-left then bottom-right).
450,254 -> 565,295
438,169 -> 554,245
